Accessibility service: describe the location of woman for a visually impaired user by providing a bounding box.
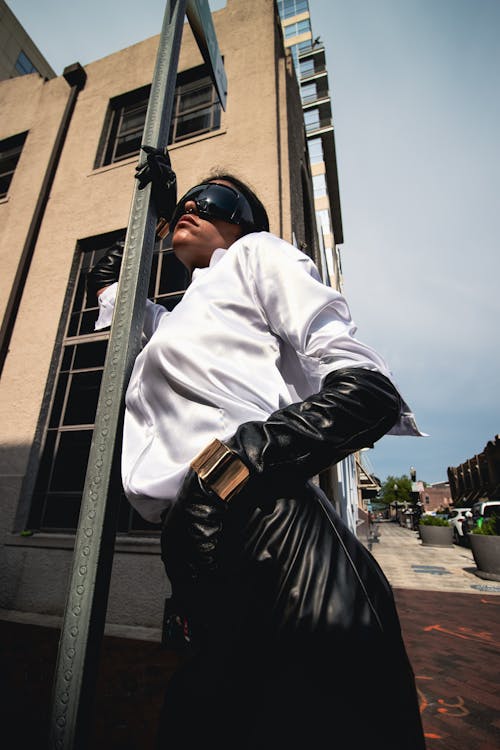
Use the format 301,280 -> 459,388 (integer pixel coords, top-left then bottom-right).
90,163 -> 426,749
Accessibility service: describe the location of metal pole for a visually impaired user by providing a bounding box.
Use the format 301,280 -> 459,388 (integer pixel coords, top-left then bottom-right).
49,2 -> 187,748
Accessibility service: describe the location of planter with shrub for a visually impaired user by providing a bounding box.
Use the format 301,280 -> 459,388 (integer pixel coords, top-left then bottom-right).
419,515 -> 453,547
470,516 -> 500,581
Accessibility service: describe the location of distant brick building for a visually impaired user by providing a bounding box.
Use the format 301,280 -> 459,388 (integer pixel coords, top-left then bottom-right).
420,481 -> 452,512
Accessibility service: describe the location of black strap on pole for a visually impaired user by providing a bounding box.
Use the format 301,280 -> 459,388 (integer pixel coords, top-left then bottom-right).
49,2 -> 187,748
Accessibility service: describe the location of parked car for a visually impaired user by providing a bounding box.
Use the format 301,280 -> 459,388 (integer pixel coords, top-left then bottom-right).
448,508 -> 472,544
470,500 -> 500,531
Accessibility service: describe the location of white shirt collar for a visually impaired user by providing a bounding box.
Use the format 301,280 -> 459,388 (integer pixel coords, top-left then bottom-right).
191,247 -> 227,281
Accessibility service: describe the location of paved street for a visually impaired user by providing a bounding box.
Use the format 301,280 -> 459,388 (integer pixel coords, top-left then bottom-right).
366,522 -> 500,749
368,521 -> 497,595
2,522 -> 499,749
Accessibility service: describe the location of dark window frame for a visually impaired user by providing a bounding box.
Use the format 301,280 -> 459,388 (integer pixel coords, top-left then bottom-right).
28,232 -> 189,535
96,64 -> 222,169
0,132 -> 28,199
15,50 -> 38,76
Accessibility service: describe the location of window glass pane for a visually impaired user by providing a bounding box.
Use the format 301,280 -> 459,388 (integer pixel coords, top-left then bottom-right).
61,345 -> 74,372
63,370 -> 102,425
484,506 -> 500,518
159,251 -> 190,294
67,312 -> 81,338
179,84 -> 212,111
308,137 -> 323,164
50,431 -> 93,492
73,340 -> 108,370
72,274 -> 87,314
0,150 -> 23,173
148,253 -> 159,298
79,310 -> 100,336
42,495 -> 81,530
34,430 -> 57,495
120,103 -> 148,133
175,108 -> 213,139
304,109 -> 320,129
312,174 -> 327,198
114,131 -> 144,161
0,174 -> 12,197
300,58 -> 315,77
49,373 -> 69,428
0,133 -> 27,199
316,208 -> 331,235
301,83 -> 316,103
15,50 -> 37,75
280,0 -> 309,19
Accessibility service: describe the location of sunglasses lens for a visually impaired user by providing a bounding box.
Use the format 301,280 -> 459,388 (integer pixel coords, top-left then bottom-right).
169,186 -> 204,230
170,184 -> 254,232
198,186 -> 238,220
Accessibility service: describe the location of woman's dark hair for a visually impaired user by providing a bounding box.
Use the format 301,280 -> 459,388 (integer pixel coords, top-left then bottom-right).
201,172 -> 269,235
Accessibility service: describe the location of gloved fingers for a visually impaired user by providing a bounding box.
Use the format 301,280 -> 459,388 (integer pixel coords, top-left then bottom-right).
134,145 -> 177,224
176,469 -> 228,575
134,146 -> 167,188
134,161 -> 150,189
86,240 -> 124,298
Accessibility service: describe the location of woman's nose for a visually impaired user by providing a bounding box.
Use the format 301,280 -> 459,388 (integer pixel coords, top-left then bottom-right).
183,199 -> 197,215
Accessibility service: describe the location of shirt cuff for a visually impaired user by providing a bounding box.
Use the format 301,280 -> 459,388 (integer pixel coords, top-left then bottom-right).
94,282 -> 118,331
387,398 -> 429,437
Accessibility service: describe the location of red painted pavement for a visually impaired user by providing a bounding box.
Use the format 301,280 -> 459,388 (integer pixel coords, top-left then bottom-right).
394,589 -> 500,750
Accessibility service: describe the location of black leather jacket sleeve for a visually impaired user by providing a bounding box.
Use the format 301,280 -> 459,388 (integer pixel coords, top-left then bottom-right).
224,366 -> 402,497
86,241 -> 124,299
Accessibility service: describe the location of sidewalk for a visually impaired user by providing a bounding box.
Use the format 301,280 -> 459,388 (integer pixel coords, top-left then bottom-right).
365,522 -> 500,750
367,521 -> 500,595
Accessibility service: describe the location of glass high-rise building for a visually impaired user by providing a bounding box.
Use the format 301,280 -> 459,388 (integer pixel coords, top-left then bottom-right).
278,1 -> 363,532
277,0 -> 344,291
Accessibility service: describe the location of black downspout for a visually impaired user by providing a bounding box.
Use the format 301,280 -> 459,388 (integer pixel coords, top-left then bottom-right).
0,62 -> 87,376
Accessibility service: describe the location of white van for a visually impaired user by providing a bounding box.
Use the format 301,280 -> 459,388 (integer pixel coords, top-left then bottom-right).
470,500 -> 500,529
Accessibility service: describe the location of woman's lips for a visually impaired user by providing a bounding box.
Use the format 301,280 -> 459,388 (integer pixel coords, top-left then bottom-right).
176,214 -> 199,228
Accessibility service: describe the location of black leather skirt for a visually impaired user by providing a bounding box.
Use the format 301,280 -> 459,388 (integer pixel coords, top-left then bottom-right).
159,482 -> 426,749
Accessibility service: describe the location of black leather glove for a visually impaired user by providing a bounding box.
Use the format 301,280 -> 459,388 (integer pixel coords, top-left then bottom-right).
175,468 -> 227,576
86,240 -> 124,299
166,367 -> 401,586
161,468 -> 228,619
223,367 -> 402,500
134,145 -> 177,222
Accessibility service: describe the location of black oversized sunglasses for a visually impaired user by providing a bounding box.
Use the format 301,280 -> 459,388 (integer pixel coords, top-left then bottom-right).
168,183 -> 255,233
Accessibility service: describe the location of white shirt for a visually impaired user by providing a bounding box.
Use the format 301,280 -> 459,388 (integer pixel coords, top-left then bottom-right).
96,232 -> 422,523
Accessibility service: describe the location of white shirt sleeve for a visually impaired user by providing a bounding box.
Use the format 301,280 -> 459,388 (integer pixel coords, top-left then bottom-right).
94,282 -> 168,340
249,236 -> 392,380
248,234 -> 426,436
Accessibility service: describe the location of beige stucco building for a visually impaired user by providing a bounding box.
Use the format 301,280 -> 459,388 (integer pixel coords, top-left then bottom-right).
0,0 -> 320,634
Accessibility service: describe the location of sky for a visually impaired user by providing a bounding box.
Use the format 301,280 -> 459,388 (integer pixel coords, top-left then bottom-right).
6,0 -> 500,485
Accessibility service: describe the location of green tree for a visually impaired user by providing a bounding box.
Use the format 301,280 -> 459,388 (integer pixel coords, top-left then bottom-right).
379,475 -> 413,506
